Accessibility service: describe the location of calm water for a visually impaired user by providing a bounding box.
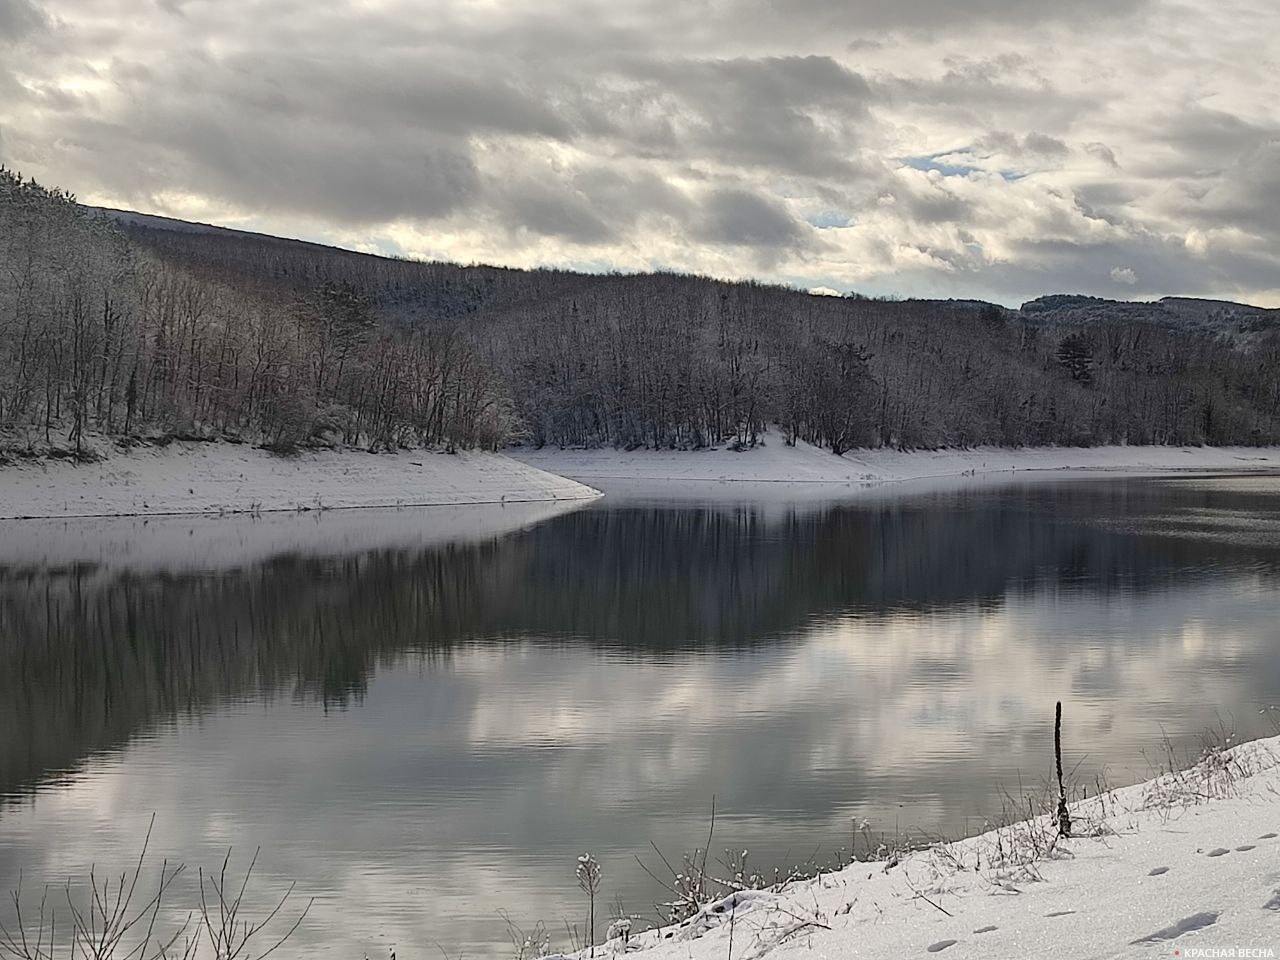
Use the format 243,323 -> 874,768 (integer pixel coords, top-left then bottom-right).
2,475 -> 1280,958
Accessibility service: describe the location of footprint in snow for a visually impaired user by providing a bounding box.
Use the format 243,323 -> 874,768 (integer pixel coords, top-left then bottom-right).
926,940 -> 958,953
972,926 -> 998,934
1045,911 -> 1076,917
1236,844 -> 1256,852
1130,912 -> 1219,944
1206,847 -> 1231,857
1148,867 -> 1171,876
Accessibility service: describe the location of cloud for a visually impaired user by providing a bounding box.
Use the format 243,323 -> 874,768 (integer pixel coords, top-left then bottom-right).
974,131 -> 1068,158
1182,140 -> 1280,238
1085,142 -> 1119,168
891,170 -> 975,224
1111,265 -> 1137,285
493,177 -> 615,244
1156,106 -> 1275,171
1023,132 -> 1069,157
1,0 -> 1278,305
694,188 -> 810,251
0,0 -> 47,41
733,0 -> 1152,35
581,56 -> 875,181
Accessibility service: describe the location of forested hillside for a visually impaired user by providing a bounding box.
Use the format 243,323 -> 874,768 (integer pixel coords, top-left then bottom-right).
4,168 -> 1280,457
0,171 -> 513,458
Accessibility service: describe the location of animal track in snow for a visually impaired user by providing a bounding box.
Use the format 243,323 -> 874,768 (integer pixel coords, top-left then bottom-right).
1130,912 -> 1219,944
972,926 -> 997,934
1045,911 -> 1076,917
1260,832 -> 1278,839
1264,892 -> 1280,912
1148,867 -> 1171,876
1206,847 -> 1231,857
1236,844 -> 1256,851
926,940 -> 958,953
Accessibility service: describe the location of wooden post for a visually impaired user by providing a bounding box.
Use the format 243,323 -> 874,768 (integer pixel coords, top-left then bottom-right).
1055,700 -> 1072,837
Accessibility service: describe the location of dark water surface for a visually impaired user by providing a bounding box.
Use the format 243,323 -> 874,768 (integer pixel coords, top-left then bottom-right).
2,475 -> 1280,958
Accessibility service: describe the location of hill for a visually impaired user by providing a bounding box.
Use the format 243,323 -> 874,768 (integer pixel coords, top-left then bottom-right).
3,170 -> 1279,457
1020,293 -> 1280,340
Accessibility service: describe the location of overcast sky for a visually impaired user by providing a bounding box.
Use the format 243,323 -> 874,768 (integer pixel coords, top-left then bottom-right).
1,0 -> 1277,305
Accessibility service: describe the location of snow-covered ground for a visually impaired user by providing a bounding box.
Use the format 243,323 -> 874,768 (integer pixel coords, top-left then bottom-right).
513,438 -> 1280,497
0,442 -> 600,520
5,439 -> 1276,520
556,736 -> 1280,960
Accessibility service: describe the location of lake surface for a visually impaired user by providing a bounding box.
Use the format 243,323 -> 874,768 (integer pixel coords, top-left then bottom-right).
2,474 -> 1280,959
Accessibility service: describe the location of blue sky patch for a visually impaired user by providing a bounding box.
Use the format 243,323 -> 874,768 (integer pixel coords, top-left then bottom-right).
806,210 -> 853,229
903,155 -> 978,177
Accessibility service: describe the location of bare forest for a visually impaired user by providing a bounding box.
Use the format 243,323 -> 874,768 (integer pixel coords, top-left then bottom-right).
4,168 -> 1280,460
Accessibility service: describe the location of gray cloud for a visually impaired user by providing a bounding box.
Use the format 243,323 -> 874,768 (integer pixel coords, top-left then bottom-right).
1178,139 -> 1280,240
892,177 -> 973,225
1023,132 -> 1069,156
62,97 -> 481,225
970,130 -> 1070,162
1085,142 -> 1119,168
1158,107 -> 1275,170
695,188 -> 810,250
974,233 -> 1278,302
0,0 -> 46,41
744,0 -> 1150,32
586,56 -> 874,180
496,178 -> 615,244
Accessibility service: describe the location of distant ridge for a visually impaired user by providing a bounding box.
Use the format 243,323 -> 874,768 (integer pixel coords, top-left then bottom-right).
89,206 -> 396,258
93,206 -> 1276,333
1019,293 -> 1279,338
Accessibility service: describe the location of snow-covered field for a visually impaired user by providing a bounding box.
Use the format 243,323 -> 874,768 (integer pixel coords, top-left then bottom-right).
0,442 -> 601,520
514,438 -> 1280,496
556,736 -> 1280,960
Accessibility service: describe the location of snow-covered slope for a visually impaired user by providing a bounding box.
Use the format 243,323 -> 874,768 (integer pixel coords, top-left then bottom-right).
553,736 -> 1280,960
514,438 -> 1280,495
0,442 -> 600,520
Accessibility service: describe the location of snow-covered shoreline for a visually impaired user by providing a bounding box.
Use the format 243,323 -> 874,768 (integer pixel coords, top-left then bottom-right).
513,438 -> 1280,496
553,735 -> 1280,960
4,439 -> 1279,522
0,442 -> 601,521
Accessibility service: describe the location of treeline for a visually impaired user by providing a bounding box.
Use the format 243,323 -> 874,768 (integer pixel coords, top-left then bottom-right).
4,167 -> 1280,455
0,169 -> 511,456
484,278 -> 1280,449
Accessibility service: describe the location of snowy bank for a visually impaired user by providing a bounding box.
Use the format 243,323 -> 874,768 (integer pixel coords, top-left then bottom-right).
556,735 -> 1280,960
0,442 -> 600,520
513,439 -> 1280,496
